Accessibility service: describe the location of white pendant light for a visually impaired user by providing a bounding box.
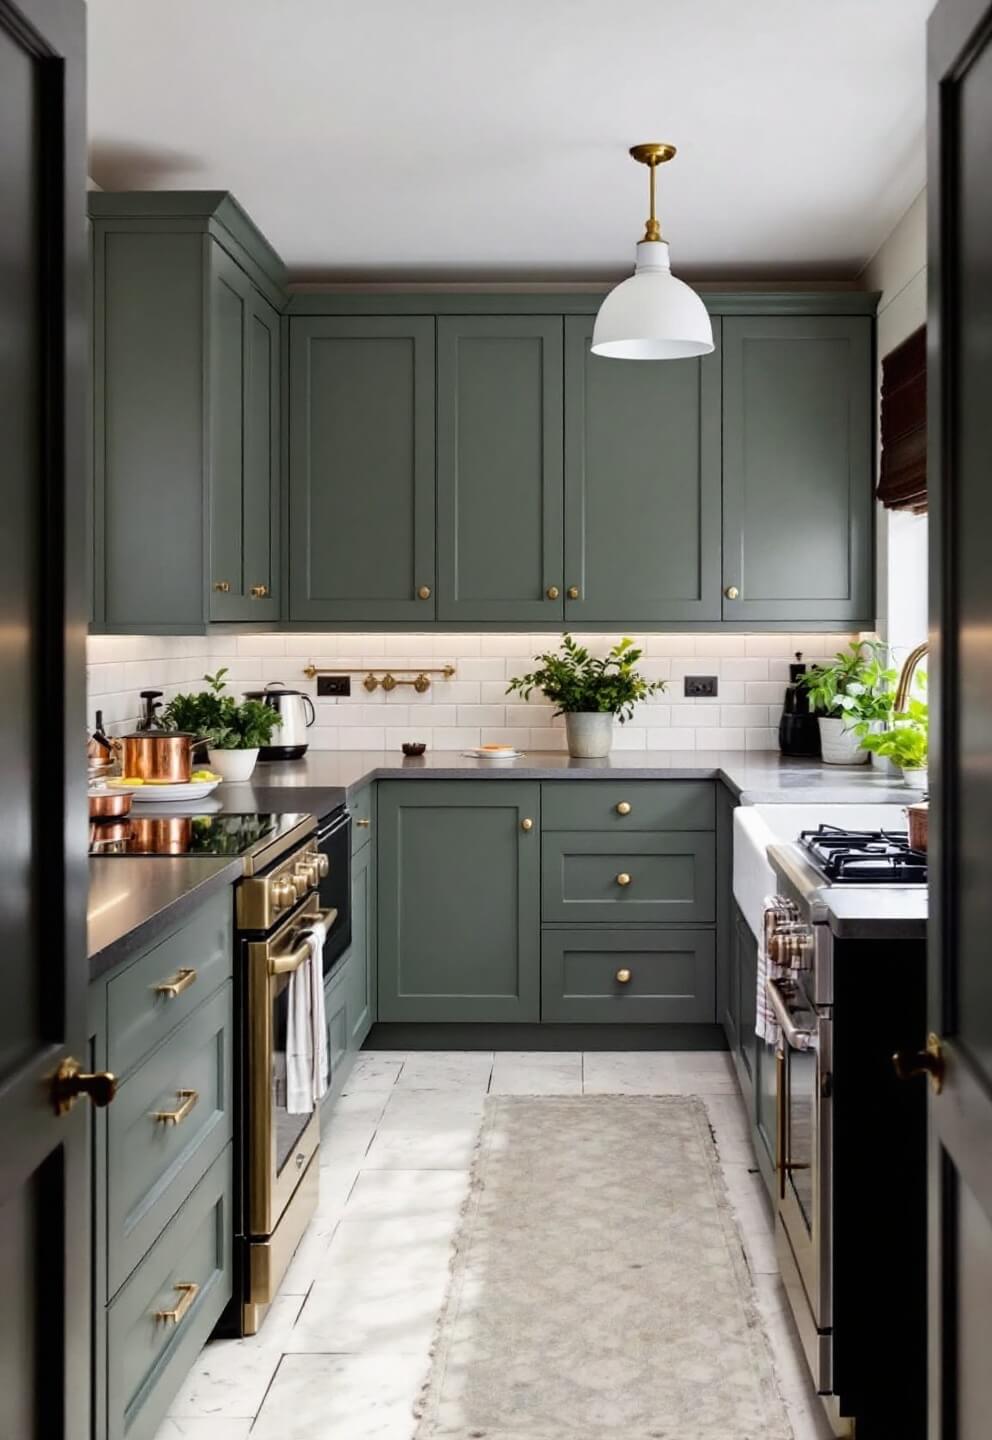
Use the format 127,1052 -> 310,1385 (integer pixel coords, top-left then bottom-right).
592,142 -> 713,361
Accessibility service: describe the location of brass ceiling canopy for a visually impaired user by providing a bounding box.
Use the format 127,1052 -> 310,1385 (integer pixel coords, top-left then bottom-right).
629,142 -> 677,243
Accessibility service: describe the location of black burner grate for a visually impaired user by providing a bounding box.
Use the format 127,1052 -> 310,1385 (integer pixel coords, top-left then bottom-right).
798,824 -> 928,885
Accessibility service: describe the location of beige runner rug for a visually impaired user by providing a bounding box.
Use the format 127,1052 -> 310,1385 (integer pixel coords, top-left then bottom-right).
415,1095 -> 792,1440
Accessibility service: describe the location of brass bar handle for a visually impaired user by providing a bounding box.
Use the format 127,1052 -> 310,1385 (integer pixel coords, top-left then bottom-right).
765,977 -> 816,1051
267,908 -> 338,975
250,584 -> 270,599
153,1089 -> 198,1126
545,585 -> 560,600
154,967 -> 197,1000
154,1281 -> 199,1325
616,872 -> 631,887
615,968 -> 632,984
212,580 -> 230,593
893,1033 -> 945,1095
355,818 -> 370,829
616,801 -> 631,816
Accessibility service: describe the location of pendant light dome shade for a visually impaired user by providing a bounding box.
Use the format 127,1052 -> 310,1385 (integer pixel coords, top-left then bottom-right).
592,240 -> 714,360
592,142 -> 713,361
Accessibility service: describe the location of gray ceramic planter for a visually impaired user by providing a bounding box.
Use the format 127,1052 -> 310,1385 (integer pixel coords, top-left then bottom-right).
564,711 -> 614,758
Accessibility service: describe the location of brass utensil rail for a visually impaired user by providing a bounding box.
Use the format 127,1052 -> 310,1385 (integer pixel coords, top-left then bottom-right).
301,663 -> 456,694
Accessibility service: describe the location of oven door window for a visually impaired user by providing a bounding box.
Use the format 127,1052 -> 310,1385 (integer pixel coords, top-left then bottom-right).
785,1040 -> 816,1235
273,972 -> 315,1175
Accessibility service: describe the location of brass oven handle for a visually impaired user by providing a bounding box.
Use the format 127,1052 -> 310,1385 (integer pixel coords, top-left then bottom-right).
154,967 -> 197,1000
267,907 -> 338,975
765,977 -> 815,1051
154,1281 -> 199,1325
153,1089 -> 198,1126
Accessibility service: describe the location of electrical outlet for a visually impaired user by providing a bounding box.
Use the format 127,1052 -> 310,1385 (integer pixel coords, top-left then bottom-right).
317,675 -> 351,697
683,675 -> 718,699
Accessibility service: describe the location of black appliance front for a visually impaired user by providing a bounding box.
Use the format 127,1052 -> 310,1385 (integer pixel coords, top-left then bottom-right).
316,806 -> 352,976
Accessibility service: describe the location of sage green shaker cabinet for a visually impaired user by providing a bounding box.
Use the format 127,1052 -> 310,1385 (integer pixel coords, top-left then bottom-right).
288,316 -> 436,623
721,315 -> 873,623
437,316 -> 564,622
563,314 -> 723,624
377,781 -> 541,1022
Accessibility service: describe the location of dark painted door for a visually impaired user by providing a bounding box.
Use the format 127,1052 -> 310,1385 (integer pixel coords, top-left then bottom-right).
563,314 -> 722,624
0,2 -> 95,1436
377,781 -> 541,1022
437,316 -> 564,622
722,315 -> 873,623
925,3 -> 992,1434
289,316 -> 436,623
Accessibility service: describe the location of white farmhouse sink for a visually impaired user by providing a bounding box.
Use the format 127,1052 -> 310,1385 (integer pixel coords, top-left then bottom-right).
732,803 -> 912,941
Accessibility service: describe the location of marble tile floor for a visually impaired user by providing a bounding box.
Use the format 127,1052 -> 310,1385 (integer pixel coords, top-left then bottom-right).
158,1050 -> 835,1440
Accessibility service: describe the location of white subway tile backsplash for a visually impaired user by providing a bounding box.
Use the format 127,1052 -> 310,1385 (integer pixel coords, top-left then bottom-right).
722,658 -> 769,681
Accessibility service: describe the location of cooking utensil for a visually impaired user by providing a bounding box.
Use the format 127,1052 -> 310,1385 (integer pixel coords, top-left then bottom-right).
115,731 -> 200,783
243,683 -> 315,761
126,815 -> 194,854
88,787 -> 133,821
906,802 -> 928,853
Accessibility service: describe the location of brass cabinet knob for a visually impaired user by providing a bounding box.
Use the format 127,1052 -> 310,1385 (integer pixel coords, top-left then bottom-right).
153,1089 -> 199,1126
521,818 -> 534,832
546,585 -> 560,600
250,584 -> 270,599
724,585 -> 740,600
893,1033 -> 945,1095
616,872 -> 631,887
567,585 -> 580,600
616,801 -> 632,816
154,967 -> 197,1000
51,1057 -> 118,1116
615,968 -> 632,984
213,580 -> 230,593
154,1281 -> 199,1326
417,585 -> 432,600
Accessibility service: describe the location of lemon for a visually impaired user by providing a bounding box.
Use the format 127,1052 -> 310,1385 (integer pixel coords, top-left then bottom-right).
111,776 -> 143,786
191,769 -> 219,782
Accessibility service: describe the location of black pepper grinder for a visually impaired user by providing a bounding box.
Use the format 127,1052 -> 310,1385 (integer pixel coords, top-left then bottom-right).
778,653 -> 822,758
136,689 -> 165,731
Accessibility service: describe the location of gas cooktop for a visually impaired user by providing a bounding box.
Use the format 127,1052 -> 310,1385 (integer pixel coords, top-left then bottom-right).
798,824 -> 928,885
88,812 -> 308,859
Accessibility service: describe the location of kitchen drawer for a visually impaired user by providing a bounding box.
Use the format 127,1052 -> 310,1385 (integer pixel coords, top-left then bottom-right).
540,780 -> 714,833
541,928 -> 715,1023
107,1143 -> 232,1440
351,784 -> 374,853
542,832 -> 715,924
107,891 -> 232,1078
107,983 -> 233,1297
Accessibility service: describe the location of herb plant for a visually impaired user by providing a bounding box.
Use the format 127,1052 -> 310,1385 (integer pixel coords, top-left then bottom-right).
859,696 -> 928,770
506,635 -> 665,723
800,642 -> 897,727
162,669 -> 282,751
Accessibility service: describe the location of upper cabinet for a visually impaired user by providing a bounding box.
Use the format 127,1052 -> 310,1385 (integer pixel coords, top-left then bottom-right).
90,193 -> 285,632
437,316 -> 564,623
563,314 -> 722,624
721,315 -> 873,624
288,316 -> 436,624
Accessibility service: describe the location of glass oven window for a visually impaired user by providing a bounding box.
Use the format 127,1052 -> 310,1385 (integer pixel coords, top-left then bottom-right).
272,976 -> 315,1175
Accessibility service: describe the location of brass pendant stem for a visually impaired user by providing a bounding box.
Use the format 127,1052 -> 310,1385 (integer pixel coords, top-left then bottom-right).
629,142 -> 677,244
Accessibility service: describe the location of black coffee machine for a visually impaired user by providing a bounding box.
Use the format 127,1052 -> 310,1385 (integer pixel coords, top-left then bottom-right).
778,653 -> 821,758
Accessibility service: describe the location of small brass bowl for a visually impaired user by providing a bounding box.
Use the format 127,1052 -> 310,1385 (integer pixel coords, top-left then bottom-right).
402,742 -> 427,757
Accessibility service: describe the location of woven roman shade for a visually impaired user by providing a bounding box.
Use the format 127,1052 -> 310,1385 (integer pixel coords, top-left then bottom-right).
877,324 -> 927,513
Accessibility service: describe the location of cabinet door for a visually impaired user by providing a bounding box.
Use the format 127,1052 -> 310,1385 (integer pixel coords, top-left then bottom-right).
437,316 -> 563,622
377,781 -> 540,1022
736,906 -> 758,1088
722,315 -> 873,623
289,316 -> 436,623
348,838 -> 376,1047
242,286 -> 280,621
563,314 -> 722,623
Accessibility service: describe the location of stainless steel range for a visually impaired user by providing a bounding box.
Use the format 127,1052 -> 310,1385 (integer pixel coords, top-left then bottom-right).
762,824 -> 928,1440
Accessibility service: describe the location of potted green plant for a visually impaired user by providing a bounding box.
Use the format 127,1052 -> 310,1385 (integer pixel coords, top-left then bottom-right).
507,635 -> 665,758
800,642 -> 897,766
162,669 -> 282,782
859,696 -> 928,789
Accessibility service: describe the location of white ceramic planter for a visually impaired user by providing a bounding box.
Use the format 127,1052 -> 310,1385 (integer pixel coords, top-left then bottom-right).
817,717 -> 869,766
564,711 -> 614,759
901,766 -> 928,791
207,747 -> 259,782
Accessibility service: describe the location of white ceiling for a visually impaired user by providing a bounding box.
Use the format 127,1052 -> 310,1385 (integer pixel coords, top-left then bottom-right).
86,0 -> 932,284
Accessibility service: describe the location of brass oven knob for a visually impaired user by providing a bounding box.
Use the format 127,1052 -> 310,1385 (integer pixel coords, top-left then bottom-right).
417,585 -> 432,600
616,801 -> 631,816
291,868 -> 312,899
725,585 -> 740,600
316,853 -> 329,878
615,968 -> 632,984
546,585 -> 560,600
51,1057 -> 118,1116
616,872 -> 631,887
567,585 -> 580,600
271,877 -> 296,909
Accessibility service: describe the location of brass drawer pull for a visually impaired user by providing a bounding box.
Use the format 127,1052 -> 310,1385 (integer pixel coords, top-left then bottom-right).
616,801 -> 631,816
268,908 -> 337,975
212,580 -> 230,593
355,818 -> 370,829
250,584 -> 270,599
615,968 -> 632,984
154,967 -> 197,1000
154,1281 -> 199,1325
153,1089 -> 199,1126
546,585 -> 560,600
616,872 -> 631,887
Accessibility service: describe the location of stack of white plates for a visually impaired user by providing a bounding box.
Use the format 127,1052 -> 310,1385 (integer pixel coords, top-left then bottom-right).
463,747 -> 525,761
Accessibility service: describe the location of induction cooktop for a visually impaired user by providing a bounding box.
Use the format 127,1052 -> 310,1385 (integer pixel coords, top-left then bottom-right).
88,812 -> 308,859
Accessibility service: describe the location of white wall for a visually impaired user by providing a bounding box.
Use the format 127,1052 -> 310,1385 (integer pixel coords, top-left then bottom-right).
860,188 -> 928,660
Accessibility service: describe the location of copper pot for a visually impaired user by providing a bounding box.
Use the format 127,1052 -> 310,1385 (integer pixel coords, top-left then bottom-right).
906,802 -> 928,853
88,788 -> 133,821
116,732 -> 199,783
127,816 -> 193,855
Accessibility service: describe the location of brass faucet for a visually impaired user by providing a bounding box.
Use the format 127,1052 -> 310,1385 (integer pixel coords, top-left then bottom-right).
894,642 -> 928,712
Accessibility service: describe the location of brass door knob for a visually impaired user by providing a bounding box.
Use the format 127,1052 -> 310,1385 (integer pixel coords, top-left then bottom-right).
250,584 -> 270,599
567,585 -> 580,600
51,1057 -> 117,1116
893,1033 -> 945,1095
724,585 -> 740,600
616,801 -> 631,816
616,872 -> 631,887
546,585 -> 560,600
213,580 -> 231,593
521,817 -> 534,832
615,968 -> 632,984
417,585 -> 432,600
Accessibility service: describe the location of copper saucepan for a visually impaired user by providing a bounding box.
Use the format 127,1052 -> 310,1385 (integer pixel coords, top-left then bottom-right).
88,788 -> 133,821
114,732 -> 202,783
126,815 -> 194,855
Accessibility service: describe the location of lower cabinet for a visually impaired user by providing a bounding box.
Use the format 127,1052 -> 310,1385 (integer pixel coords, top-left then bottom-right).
724,901 -> 777,1198
377,780 -> 541,1022
348,838 -> 376,1045
541,928 -> 715,1023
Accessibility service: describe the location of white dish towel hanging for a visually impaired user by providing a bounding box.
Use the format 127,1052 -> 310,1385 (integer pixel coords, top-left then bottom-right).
286,915 -> 329,1114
